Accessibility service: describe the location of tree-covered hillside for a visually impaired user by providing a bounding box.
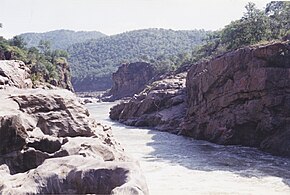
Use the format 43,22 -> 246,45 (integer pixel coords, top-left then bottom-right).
68,28 -> 208,91
19,30 -> 107,50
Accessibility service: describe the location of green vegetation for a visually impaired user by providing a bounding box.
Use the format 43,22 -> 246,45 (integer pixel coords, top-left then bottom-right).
0,35 -> 69,85
68,28 -> 208,80
0,36 -> 28,62
19,29 -> 106,50
185,1 -> 290,66
4,1 -> 287,92
67,2 -> 289,88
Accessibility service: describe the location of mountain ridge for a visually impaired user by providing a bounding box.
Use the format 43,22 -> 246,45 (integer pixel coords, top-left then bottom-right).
19,29 -> 107,50
67,28 -> 208,91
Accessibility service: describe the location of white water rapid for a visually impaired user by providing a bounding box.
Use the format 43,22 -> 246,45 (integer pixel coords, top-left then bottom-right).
87,102 -> 290,195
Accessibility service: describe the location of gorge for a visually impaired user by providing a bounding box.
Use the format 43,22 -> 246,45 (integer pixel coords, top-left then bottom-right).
1,1 -> 290,194
110,41 -> 290,157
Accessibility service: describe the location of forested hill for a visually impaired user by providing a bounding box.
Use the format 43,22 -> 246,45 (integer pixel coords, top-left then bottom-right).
19,29 -> 107,50
67,28 -> 208,91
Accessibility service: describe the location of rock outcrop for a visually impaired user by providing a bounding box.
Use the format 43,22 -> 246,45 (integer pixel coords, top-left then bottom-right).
30,59 -> 74,91
110,41 -> 290,157
106,62 -> 156,101
0,60 -> 148,194
0,88 -> 148,194
0,60 -> 32,89
110,72 -> 186,133
53,59 -> 74,91
0,60 -> 73,91
181,41 -> 290,157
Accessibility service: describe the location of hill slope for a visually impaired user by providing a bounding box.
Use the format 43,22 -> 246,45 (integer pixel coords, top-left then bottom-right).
19,29 -> 107,50
68,28 -> 207,91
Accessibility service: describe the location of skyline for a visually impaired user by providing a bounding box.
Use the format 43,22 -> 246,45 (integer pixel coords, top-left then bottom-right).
1,0 -> 270,39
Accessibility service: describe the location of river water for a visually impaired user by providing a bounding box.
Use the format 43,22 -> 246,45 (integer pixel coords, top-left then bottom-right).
86,102 -> 290,195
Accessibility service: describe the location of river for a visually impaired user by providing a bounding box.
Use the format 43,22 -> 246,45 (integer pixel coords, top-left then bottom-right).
86,102 -> 290,195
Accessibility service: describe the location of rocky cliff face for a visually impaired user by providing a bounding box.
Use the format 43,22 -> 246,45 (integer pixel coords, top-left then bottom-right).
107,62 -> 156,101
182,41 -> 290,157
110,41 -> 290,157
30,60 -> 74,91
110,72 -> 186,133
0,60 -> 148,194
53,60 -> 74,91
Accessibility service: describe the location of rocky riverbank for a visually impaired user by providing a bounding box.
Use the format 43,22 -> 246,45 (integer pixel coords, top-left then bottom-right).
0,60 -> 148,194
110,72 -> 186,133
110,41 -> 290,157
182,41 -> 290,157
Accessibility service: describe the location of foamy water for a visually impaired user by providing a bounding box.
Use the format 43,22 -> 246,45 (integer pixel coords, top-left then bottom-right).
87,102 -> 290,195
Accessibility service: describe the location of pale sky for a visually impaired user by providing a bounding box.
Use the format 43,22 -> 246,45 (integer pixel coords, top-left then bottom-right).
0,0 -> 270,39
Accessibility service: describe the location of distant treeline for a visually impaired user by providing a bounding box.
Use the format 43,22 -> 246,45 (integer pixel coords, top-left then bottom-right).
20,30 -> 106,50
67,28 -> 208,80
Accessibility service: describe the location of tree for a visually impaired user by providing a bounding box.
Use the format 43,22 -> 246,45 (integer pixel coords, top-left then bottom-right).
50,49 -> 68,63
9,36 -> 27,49
243,2 -> 270,41
221,2 -> 269,50
38,40 -> 51,55
265,1 -> 290,38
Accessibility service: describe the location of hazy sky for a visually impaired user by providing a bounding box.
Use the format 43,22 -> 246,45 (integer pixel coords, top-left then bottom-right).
0,0 -> 270,38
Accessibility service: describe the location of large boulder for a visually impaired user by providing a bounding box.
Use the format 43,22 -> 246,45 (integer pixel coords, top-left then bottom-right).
1,156 -> 145,195
107,62 -> 156,101
110,72 -> 186,133
0,88 -> 148,194
181,41 -> 290,157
